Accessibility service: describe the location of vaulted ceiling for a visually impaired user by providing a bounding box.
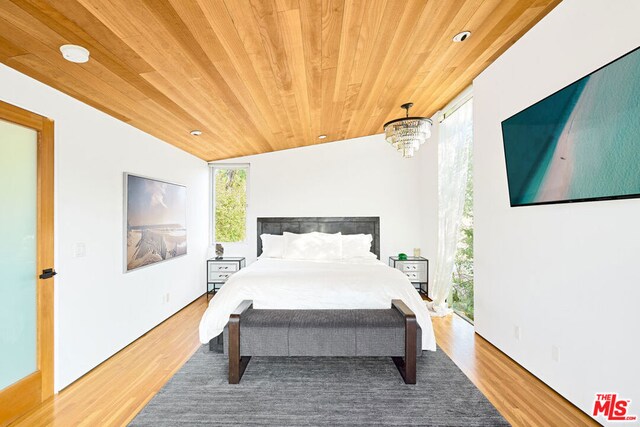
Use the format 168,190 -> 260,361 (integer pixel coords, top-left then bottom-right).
0,0 -> 559,160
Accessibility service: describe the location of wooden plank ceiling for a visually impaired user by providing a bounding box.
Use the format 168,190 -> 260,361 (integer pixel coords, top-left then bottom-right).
0,0 -> 560,160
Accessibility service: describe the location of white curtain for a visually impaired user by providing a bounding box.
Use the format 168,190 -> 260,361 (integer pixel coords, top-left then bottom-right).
427,99 -> 473,316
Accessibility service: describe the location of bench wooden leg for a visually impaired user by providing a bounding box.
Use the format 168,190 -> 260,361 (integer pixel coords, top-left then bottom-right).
391,300 -> 417,384
228,301 -> 253,384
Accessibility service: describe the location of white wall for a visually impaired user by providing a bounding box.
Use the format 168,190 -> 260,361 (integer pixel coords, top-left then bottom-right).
218,133 -> 439,286
473,0 -> 640,422
0,64 -> 209,391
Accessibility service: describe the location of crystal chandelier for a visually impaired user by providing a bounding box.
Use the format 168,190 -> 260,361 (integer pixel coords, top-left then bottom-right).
383,103 -> 432,158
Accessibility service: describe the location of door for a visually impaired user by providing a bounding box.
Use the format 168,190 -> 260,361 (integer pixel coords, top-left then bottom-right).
0,100 -> 54,425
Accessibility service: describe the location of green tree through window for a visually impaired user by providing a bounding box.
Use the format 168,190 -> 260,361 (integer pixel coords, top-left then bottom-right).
450,149 -> 474,321
214,168 -> 247,242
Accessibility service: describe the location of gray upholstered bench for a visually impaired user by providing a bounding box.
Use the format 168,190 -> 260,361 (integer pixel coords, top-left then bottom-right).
219,300 -> 422,384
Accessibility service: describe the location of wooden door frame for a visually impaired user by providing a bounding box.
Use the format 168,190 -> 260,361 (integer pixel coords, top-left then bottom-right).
0,100 -> 54,424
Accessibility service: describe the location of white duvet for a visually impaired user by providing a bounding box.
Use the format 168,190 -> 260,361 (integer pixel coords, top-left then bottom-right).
198,258 -> 436,351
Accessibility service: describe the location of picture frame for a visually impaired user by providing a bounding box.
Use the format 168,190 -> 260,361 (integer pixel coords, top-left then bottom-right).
124,173 -> 187,272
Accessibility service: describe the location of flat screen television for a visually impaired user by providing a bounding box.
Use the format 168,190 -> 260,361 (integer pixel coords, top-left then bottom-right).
501,45 -> 640,207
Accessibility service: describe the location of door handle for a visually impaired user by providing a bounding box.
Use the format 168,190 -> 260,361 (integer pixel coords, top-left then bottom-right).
39,268 -> 57,280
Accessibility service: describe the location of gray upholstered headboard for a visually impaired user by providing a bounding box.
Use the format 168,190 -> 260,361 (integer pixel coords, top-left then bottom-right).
257,217 -> 380,259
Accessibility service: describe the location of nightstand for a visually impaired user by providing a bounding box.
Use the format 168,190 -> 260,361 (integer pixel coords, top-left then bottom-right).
206,257 -> 245,300
389,256 -> 429,297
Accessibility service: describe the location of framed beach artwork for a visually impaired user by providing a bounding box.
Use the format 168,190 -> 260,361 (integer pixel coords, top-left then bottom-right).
124,173 -> 187,272
501,45 -> 640,207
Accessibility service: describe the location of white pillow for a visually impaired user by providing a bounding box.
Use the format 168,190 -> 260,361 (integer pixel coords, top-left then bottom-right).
260,234 -> 285,258
283,232 -> 342,260
342,234 -> 375,258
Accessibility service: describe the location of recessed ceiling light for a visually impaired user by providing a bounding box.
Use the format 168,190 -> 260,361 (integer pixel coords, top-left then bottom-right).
59,44 -> 90,63
190,130 -> 202,136
318,134 -> 327,139
452,31 -> 471,43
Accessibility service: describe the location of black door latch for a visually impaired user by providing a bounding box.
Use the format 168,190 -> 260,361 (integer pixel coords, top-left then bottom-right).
39,268 -> 57,279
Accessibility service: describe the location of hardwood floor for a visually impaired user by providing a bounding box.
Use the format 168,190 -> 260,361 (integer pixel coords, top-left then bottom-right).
10,297 -> 206,427
431,314 -> 597,426
11,296 -> 595,426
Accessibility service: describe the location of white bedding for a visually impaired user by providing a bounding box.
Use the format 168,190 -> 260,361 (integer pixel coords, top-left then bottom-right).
198,258 -> 436,351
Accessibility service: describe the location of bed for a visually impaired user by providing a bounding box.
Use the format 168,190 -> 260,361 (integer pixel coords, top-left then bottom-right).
198,217 -> 436,382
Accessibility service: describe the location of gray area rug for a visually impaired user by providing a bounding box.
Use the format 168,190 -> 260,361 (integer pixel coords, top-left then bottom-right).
130,346 -> 509,426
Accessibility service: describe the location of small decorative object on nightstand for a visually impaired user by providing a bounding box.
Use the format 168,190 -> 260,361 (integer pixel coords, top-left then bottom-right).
389,256 -> 429,297
206,257 -> 245,300
215,243 -> 224,259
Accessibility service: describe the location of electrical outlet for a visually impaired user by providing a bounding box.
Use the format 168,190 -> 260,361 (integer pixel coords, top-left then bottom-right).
552,345 -> 560,362
166,293 -> 170,303
73,242 -> 86,258
514,326 -> 521,341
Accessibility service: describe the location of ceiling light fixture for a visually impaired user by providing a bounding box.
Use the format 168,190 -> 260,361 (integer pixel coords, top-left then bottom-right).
318,134 -> 327,139
383,103 -> 432,158
190,130 -> 202,136
452,31 -> 471,43
59,44 -> 90,63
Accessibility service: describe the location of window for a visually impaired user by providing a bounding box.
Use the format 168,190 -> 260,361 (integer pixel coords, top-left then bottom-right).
211,164 -> 249,243
443,99 -> 473,322
450,145 -> 474,322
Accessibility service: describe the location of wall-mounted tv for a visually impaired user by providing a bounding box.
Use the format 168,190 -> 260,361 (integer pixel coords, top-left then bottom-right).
501,45 -> 640,207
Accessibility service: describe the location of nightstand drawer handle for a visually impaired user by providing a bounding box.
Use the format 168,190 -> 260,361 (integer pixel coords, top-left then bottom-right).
210,263 -> 238,272
400,263 -> 424,272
